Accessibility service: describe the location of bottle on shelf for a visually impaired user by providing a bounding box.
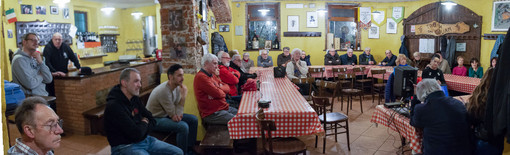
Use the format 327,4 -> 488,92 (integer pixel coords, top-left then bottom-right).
273,33 -> 279,49
252,35 -> 259,50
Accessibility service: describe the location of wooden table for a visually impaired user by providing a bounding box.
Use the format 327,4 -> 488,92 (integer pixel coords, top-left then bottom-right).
228,67 -> 324,139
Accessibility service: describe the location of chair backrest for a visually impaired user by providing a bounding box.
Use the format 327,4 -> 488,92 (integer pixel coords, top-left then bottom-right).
311,91 -> 329,117
338,73 -> 356,89
331,67 -> 347,81
308,67 -> 326,79
371,69 -> 387,83
291,77 -> 314,84
255,108 -> 277,153
315,80 -> 338,96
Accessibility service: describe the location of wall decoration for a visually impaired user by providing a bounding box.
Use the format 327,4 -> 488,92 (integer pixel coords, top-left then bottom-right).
392,7 -> 404,23
286,4 -> 304,9
386,18 -> 397,34
200,0 -> 207,22
169,10 -> 185,31
419,38 -> 435,53
456,43 -> 466,52
170,37 -> 187,59
21,5 -> 32,14
414,21 -> 469,36
235,25 -> 243,36
6,8 -> 17,24
358,7 -> 371,30
50,6 -> 58,15
211,16 -> 216,30
265,40 -> 272,49
371,9 -> 386,27
492,1 -> 510,31
307,12 -> 318,27
288,16 -> 299,31
219,25 -> 229,32
63,8 -> 69,19
309,3 -> 316,8
36,6 -> 46,15
368,24 -> 379,39
7,30 -> 13,38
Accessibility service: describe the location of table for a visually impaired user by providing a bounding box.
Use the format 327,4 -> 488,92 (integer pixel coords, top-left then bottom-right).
228,68 -> 324,139
309,65 -> 386,78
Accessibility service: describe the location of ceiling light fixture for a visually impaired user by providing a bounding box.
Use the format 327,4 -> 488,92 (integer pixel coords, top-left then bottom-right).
258,3 -> 270,16
131,12 -> 143,18
441,0 -> 457,10
317,9 -> 328,13
101,7 -> 115,12
53,0 -> 70,8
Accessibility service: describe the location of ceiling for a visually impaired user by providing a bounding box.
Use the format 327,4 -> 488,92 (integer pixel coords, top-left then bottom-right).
83,0 -> 158,8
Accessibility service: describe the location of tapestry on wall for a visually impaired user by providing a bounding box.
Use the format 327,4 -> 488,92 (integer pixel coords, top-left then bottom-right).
359,7 -> 371,30
392,7 -> 404,23
371,9 -> 386,27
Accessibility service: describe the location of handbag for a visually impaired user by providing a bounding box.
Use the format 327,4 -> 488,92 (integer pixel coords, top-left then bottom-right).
273,66 -> 286,78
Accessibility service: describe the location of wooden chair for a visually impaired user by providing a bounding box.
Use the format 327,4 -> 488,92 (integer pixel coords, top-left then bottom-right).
314,80 -> 340,113
331,67 -> 350,101
352,67 -> 372,97
338,73 -> 364,115
311,92 -> 350,154
370,69 -> 387,105
255,109 -> 307,155
307,67 -> 326,80
292,77 -> 316,101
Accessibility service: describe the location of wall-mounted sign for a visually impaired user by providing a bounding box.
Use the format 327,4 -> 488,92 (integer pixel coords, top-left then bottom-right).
456,43 -> 466,52
414,21 -> 469,36
392,7 -> 404,23
286,4 -> 304,8
359,7 -> 372,30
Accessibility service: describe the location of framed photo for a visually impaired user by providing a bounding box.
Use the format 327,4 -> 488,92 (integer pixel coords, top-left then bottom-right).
50,6 -> 58,15
36,6 -> 46,15
307,12 -> 318,27
386,18 -> 397,34
492,1 -> 510,31
219,25 -> 229,32
63,8 -> 69,19
368,24 -> 380,39
21,5 -> 32,14
211,16 -> 216,30
264,40 -> 272,49
288,16 -> 299,31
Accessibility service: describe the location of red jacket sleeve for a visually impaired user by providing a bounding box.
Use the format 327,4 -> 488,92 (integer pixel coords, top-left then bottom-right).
219,67 -> 239,85
197,73 -> 227,99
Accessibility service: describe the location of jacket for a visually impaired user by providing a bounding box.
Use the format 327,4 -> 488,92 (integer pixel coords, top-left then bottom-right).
257,56 -> 273,67
241,59 -> 255,71
43,40 -> 81,73
231,61 -> 257,95
399,35 -> 409,58
194,69 -> 230,118
218,64 -> 240,96
300,55 -> 311,66
422,67 -> 446,84
277,53 -> 291,67
340,54 -> 357,65
381,55 -> 397,66
324,53 -> 341,65
11,49 -> 53,96
490,35 -> 504,59
104,84 -> 156,147
286,60 -> 308,80
359,53 -> 376,65
468,67 -> 483,78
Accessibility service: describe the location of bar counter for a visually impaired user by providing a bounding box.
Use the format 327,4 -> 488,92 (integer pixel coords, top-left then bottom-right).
54,60 -> 161,135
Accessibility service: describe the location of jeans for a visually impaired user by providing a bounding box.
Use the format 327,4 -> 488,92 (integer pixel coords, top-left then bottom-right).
111,136 -> 183,155
153,114 -> 198,154
203,107 -> 238,125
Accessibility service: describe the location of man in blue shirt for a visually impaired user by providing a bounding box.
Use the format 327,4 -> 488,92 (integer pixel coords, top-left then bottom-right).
257,50 -> 273,67
340,49 -> 357,65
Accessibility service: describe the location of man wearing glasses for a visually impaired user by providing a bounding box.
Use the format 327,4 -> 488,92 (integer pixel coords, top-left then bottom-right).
8,96 -> 64,155
12,33 -> 53,96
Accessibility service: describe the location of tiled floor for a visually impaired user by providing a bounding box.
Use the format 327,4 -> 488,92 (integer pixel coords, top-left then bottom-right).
7,95 -> 412,155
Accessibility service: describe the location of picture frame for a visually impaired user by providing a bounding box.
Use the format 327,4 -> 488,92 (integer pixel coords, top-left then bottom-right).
492,1 -> 510,31
211,16 -> 216,30
36,6 -> 46,15
306,12 -> 318,27
368,24 -> 380,39
63,8 -> 69,19
219,25 -> 229,32
21,5 -> 32,14
288,16 -> 299,31
386,18 -> 397,34
50,6 -> 58,15
265,40 -> 272,49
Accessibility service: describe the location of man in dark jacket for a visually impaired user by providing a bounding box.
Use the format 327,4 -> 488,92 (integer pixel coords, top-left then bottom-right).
359,47 -> 376,65
277,47 -> 291,67
104,68 -> 182,155
231,54 -> 256,95
340,49 -> 357,65
324,48 -> 341,65
43,32 -> 81,96
379,50 -> 397,66
410,79 -> 472,155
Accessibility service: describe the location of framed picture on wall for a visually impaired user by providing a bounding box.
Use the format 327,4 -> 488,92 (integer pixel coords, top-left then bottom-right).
219,25 -> 229,32
307,12 -> 318,27
211,16 -> 216,30
21,5 -> 32,14
63,8 -> 69,19
36,6 -> 46,15
288,16 -> 299,31
50,6 -> 58,15
368,24 -> 380,39
492,1 -> 510,31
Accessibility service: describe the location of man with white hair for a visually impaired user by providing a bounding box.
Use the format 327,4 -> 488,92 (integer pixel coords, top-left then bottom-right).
257,50 -> 273,67
217,51 -> 240,97
194,53 -> 237,125
410,79 -> 472,154
230,54 -> 257,94
324,48 -> 341,65
340,49 -> 357,65
359,47 -> 376,65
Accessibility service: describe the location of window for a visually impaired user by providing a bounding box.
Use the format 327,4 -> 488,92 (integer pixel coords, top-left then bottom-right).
327,5 -> 361,51
74,11 -> 88,32
246,3 -> 280,50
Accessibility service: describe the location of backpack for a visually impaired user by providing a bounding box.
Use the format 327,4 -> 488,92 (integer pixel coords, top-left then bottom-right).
4,80 -> 25,105
274,66 -> 286,78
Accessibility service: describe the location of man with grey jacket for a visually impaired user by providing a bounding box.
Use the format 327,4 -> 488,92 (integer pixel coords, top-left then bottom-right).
12,33 -> 52,96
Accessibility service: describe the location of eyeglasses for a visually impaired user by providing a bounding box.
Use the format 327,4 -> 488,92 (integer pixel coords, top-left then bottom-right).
25,38 -> 39,43
40,119 -> 63,132
222,57 -> 231,59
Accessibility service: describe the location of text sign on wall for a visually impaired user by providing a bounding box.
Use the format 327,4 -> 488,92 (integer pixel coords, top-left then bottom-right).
414,21 -> 470,36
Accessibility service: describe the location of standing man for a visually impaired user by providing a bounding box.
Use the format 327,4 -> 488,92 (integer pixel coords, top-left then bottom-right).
43,32 -> 81,96
340,49 -> 358,65
359,47 -> 376,65
277,47 -> 291,67
8,96 -> 64,155
104,68 -> 182,155
324,48 -> 341,65
12,33 -> 52,96
257,50 -> 273,67
379,50 -> 397,66
146,64 -> 198,155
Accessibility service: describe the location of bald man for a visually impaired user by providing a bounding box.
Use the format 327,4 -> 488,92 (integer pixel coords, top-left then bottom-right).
43,32 -> 81,96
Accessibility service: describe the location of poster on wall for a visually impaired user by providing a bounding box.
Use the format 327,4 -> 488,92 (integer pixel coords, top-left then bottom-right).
50,6 -> 58,15
368,24 -> 379,39
392,7 -> 404,23
63,8 -> 69,19
211,16 -> 216,30
358,7 -> 371,30
386,18 -> 397,34
371,9 -> 386,27
288,16 -> 299,31
307,12 -> 318,27
492,1 -> 510,31
21,5 -> 32,14
419,39 -> 435,53
456,43 -> 466,52
36,6 -> 46,15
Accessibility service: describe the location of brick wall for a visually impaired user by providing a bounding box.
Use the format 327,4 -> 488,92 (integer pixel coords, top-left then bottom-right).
210,0 -> 231,23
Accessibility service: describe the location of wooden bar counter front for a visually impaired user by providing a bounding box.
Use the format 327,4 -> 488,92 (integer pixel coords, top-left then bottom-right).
54,61 -> 161,135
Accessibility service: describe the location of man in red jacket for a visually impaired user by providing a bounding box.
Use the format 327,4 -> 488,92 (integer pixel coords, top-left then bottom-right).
217,51 -> 240,96
194,53 -> 238,126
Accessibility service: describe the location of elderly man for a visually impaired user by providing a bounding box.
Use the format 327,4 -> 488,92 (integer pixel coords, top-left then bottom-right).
12,33 -> 52,96
43,32 -> 81,96
104,68 -> 182,155
277,47 -> 291,67
257,50 -> 273,67
340,49 -> 357,65
194,53 -> 237,125
241,52 -> 255,71
324,48 -> 341,65
146,64 -> 198,155
8,96 -> 63,155
410,79 -> 472,154
379,50 -> 397,66
231,54 -> 257,94
217,51 -> 240,97
359,47 -> 376,65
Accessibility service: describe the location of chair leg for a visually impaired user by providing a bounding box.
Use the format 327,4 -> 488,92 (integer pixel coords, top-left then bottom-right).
323,132 -> 326,154
372,85 -> 375,103
334,123 -> 338,142
340,94 -> 344,111
346,120 -> 351,151
349,95 -> 353,110
315,134 -> 318,148
359,94 -> 363,113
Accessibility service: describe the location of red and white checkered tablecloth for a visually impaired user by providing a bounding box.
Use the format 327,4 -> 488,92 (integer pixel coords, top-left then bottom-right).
443,74 -> 480,94
228,68 -> 324,139
370,105 -> 423,154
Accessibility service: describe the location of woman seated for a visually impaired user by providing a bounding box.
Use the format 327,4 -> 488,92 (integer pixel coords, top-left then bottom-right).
469,58 -> 483,78
385,54 -> 409,103
490,57 -> 498,69
452,56 -> 467,76
422,56 -> 446,84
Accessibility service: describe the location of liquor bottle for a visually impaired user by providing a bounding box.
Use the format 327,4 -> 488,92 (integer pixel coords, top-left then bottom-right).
273,33 -> 279,49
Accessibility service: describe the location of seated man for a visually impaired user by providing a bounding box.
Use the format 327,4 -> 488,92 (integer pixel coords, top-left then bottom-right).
257,50 -> 273,67
231,54 -> 257,95
286,48 -> 309,95
217,51 -> 240,97
340,49 -> 357,65
324,48 -> 341,65
359,47 -> 376,65
410,79 -> 472,154
379,50 -> 397,66
104,68 -> 182,155
277,47 -> 291,67
12,33 -> 52,96
8,96 -> 64,155
194,53 -> 238,125
146,64 -> 198,155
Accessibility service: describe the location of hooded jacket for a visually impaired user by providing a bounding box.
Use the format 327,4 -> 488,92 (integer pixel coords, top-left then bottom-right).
43,40 -> 81,73
324,53 -> 341,65
104,84 -> 156,147
11,49 -> 52,96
